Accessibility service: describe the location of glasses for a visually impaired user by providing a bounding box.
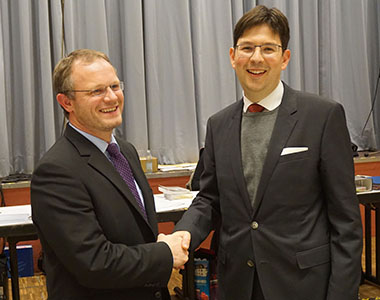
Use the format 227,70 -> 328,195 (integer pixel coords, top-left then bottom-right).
235,44 -> 283,58
65,81 -> 124,97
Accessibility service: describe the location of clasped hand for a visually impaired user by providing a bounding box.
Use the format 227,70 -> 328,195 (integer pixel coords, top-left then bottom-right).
157,231 -> 191,269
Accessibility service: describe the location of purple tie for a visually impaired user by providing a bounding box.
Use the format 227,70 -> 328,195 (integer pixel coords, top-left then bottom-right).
107,143 -> 148,221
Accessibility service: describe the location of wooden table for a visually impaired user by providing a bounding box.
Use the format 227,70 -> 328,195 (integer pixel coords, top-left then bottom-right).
0,205 -> 37,300
358,190 -> 380,284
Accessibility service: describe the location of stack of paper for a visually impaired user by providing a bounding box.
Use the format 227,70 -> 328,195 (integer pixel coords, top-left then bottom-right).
158,185 -> 194,200
158,163 -> 196,172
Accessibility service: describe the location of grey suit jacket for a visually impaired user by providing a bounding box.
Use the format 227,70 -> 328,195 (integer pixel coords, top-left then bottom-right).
175,83 -> 363,300
31,125 -> 172,300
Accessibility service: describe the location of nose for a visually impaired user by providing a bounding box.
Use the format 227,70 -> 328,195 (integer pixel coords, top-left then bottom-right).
250,46 -> 264,62
104,86 -> 119,100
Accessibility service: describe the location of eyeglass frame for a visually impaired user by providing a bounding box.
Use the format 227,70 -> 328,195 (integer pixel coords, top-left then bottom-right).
61,81 -> 125,98
234,43 -> 285,58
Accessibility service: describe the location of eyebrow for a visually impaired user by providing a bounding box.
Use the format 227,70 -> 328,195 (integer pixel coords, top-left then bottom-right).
238,41 -> 277,45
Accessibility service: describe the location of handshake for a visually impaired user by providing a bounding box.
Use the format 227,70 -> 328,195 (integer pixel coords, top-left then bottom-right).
157,231 -> 191,269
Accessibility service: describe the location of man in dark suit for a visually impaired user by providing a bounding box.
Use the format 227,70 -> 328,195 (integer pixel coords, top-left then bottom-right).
174,5 -> 362,300
31,49 -> 189,300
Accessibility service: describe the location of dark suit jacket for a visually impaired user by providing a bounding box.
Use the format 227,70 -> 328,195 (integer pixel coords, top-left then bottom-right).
31,126 -> 172,300
175,84 -> 363,300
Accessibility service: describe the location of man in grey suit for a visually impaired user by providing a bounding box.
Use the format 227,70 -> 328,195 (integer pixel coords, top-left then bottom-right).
174,5 -> 362,300
31,49 -> 189,300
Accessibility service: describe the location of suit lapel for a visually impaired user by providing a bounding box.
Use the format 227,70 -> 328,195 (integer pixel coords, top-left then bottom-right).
252,85 -> 298,214
227,101 -> 255,215
64,127 -> 154,232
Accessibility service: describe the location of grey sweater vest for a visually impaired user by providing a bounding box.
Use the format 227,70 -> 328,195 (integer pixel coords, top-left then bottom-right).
241,108 -> 278,208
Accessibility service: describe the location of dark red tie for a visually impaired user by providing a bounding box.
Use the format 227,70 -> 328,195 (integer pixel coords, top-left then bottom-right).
248,103 -> 265,113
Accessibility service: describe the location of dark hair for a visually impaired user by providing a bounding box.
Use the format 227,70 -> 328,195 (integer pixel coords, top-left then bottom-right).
233,5 -> 290,50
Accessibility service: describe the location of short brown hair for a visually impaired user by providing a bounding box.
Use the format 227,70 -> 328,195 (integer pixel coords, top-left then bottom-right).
53,49 -> 112,97
53,49 -> 113,117
233,5 -> 290,50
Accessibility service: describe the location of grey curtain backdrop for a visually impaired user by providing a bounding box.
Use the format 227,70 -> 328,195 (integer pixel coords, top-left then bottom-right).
0,0 -> 379,177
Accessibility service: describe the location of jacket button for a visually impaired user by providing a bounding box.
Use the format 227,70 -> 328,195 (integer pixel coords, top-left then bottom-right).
247,260 -> 255,268
154,291 -> 161,299
251,221 -> 259,229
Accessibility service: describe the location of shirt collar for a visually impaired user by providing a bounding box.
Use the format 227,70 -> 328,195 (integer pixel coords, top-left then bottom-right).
68,123 -> 117,155
243,81 -> 284,113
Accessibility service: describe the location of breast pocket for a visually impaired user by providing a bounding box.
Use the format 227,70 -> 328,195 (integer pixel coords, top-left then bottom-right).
278,150 -> 310,163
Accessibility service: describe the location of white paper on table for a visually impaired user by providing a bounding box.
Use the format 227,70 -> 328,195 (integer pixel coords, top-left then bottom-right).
158,163 -> 197,172
0,205 -> 32,226
154,191 -> 198,213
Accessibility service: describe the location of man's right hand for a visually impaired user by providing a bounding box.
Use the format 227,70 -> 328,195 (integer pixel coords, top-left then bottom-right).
157,231 -> 191,269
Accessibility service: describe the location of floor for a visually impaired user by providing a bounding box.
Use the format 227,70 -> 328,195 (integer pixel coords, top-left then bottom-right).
3,270 -> 380,300
2,246 -> 380,300
361,236 -> 380,299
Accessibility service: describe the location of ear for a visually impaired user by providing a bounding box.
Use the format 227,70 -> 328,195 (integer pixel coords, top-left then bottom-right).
281,49 -> 291,70
229,47 -> 237,70
56,93 -> 74,114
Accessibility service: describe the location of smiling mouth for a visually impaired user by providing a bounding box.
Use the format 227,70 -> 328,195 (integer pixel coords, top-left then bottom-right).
100,107 -> 117,113
247,70 -> 266,75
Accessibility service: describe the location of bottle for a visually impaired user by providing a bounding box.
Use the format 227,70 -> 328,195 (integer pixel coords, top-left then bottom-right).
146,150 -> 153,173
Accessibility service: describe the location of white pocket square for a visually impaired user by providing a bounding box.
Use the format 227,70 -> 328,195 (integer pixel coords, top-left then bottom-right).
281,147 -> 309,156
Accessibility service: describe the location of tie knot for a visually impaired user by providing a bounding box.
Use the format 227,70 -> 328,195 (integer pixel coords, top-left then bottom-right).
107,143 -> 120,157
248,103 -> 265,113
